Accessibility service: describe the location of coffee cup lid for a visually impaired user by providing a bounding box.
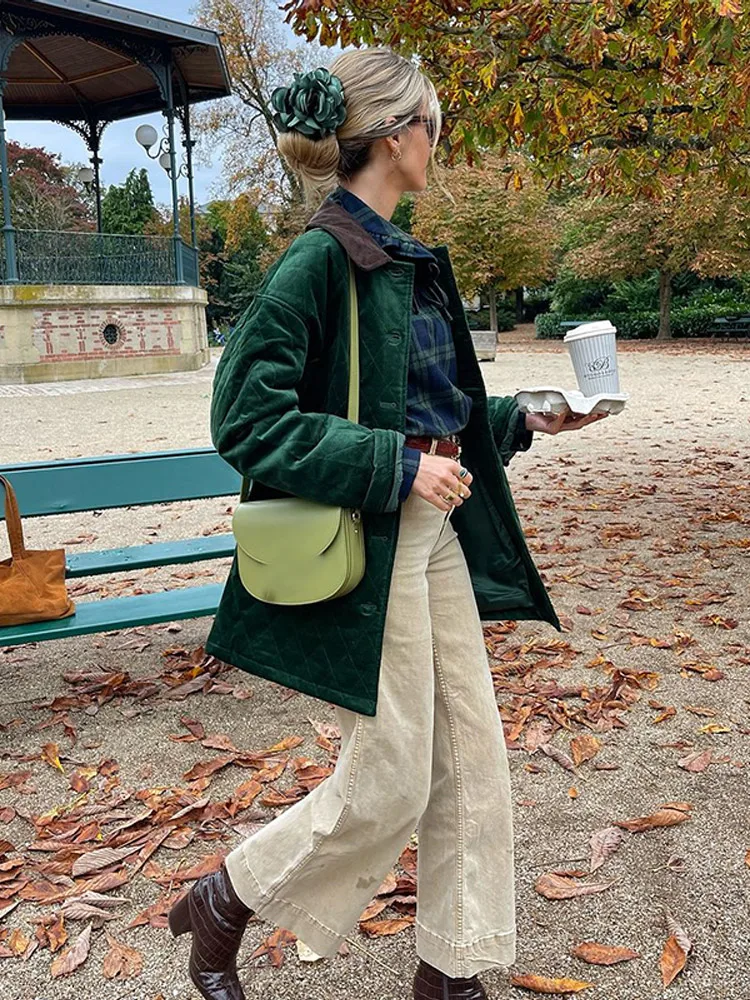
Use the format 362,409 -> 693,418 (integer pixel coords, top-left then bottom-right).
564,320 -> 617,342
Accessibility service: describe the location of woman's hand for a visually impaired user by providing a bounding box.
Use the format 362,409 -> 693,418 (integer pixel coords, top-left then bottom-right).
411,454 -> 473,512
525,409 -> 608,435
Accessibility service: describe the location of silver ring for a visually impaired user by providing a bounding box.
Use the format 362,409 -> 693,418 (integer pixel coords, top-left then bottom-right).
458,467 -> 468,479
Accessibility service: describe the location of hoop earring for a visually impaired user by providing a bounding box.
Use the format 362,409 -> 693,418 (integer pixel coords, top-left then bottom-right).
391,148 -> 402,162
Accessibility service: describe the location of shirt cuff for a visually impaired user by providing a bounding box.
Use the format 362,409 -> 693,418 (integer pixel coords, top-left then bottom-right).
512,406 -> 534,454
398,446 -> 422,502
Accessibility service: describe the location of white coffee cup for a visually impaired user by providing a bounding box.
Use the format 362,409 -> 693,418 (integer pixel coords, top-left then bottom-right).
563,320 -> 620,396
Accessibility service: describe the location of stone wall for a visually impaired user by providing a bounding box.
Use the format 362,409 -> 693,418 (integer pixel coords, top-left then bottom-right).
0,284 -> 209,384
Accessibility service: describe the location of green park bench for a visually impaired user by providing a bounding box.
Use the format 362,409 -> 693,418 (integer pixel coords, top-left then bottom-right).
709,316 -> 750,338
0,448 -> 240,647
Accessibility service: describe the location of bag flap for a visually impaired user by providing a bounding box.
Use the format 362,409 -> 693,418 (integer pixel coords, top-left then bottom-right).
232,498 -> 344,566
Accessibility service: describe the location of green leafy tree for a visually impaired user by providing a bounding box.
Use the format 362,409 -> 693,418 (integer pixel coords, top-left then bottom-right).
101,168 -> 157,235
562,174 -> 750,338
413,154 -> 559,332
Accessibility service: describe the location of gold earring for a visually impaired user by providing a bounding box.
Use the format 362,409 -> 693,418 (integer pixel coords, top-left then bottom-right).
391,148 -> 402,162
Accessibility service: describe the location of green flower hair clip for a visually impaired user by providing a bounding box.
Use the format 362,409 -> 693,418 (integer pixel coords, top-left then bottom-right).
271,67 -> 347,141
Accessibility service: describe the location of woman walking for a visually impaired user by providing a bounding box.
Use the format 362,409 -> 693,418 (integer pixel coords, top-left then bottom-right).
170,47 -> 603,1000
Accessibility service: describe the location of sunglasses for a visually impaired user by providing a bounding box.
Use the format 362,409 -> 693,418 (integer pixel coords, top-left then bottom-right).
409,116 -> 439,144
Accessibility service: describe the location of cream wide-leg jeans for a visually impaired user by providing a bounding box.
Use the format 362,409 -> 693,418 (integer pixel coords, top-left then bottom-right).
225,490 -> 516,978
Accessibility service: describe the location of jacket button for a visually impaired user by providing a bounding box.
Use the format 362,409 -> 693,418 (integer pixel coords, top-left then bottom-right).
360,603 -> 377,616
388,332 -> 402,344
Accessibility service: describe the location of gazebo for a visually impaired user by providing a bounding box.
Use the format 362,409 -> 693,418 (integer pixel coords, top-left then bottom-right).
0,0 -> 231,383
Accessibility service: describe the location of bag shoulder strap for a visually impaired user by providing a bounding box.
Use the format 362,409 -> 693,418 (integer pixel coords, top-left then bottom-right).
346,256 -> 359,424
239,253 -> 360,504
0,476 -> 27,559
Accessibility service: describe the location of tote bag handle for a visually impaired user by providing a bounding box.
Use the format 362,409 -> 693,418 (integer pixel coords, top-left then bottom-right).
0,476 -> 28,560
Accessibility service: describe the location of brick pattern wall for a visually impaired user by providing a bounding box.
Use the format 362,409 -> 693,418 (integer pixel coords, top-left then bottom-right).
32,306 -> 181,361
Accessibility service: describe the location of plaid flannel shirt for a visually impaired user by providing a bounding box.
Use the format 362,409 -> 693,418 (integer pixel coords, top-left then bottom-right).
328,186 -> 528,501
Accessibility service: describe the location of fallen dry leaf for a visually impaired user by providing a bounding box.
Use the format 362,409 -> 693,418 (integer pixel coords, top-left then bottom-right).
589,826 -> 625,872
250,927 -> 297,968
41,743 -> 64,773
615,803 -> 692,833
50,922 -> 92,978
72,844 -> 141,877
660,934 -> 688,987
571,941 -> 640,965
8,926 -> 30,955
511,973 -> 593,994
570,735 -> 601,767
535,872 -> 611,900
677,749 -> 712,773
539,744 -> 577,773
102,932 -> 143,980
359,916 -> 415,937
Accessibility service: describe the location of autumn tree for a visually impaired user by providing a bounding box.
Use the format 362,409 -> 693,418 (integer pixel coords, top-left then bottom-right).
562,174 -> 750,339
193,0 -> 327,207
282,0 -> 750,197
8,142 -> 91,231
413,154 -> 558,332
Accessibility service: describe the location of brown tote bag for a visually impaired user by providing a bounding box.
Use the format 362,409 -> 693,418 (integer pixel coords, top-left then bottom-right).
0,475 -> 75,627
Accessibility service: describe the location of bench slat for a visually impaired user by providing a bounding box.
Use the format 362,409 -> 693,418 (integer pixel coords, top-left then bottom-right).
1,449 -> 241,519
66,535 -> 235,578
0,584 -> 225,646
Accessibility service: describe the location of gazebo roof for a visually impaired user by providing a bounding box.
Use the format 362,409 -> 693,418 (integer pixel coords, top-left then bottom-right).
1,0 -> 232,122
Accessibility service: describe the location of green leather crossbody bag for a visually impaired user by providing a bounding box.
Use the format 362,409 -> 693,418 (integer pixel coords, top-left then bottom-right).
231,257 -> 365,606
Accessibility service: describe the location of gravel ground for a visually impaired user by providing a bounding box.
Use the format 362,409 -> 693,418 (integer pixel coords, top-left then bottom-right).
1,340 -> 750,1000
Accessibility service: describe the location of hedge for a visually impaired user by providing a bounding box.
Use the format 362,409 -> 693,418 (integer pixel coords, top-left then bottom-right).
536,304 -> 750,340
465,306 -> 516,333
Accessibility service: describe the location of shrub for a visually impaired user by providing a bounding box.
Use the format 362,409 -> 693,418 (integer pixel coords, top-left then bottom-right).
465,306 -> 516,332
536,303 -> 750,340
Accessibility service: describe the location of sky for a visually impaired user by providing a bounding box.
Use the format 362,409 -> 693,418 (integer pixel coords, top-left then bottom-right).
6,0 -> 292,209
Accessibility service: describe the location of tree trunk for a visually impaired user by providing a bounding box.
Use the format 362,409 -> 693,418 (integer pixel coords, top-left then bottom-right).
488,286 -> 498,334
515,286 -> 525,322
657,271 -> 673,340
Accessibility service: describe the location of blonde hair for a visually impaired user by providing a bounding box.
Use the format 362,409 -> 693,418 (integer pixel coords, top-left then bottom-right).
277,48 -> 442,208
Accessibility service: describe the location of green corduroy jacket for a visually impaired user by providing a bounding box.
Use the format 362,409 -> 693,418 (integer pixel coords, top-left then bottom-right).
205,198 -> 560,716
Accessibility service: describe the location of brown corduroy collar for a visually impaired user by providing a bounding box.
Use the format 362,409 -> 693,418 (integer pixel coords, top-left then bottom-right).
305,199 -> 393,271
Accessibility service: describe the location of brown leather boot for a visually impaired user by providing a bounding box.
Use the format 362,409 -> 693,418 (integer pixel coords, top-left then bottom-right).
168,863 -> 253,1000
413,959 -> 488,999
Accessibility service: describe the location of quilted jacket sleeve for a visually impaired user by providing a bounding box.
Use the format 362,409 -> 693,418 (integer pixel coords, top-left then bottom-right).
486,396 -> 534,467
210,235 -> 405,514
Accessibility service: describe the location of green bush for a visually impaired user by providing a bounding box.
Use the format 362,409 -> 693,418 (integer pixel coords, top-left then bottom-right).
465,306 -> 516,332
524,287 -> 552,322
536,303 -> 750,340
550,270 -> 614,316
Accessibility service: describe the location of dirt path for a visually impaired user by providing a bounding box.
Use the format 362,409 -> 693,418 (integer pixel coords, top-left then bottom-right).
1,342 -> 749,999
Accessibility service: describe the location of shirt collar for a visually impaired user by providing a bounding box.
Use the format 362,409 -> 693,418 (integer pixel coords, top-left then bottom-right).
327,186 -> 437,263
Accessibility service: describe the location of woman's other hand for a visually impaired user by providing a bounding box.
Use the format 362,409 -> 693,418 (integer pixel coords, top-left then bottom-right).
412,455 -> 473,512
525,409 -> 608,435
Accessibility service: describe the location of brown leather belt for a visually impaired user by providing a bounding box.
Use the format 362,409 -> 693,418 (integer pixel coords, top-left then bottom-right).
403,434 -> 462,460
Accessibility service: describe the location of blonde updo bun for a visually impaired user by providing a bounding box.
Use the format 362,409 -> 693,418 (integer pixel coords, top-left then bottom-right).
277,131 -> 341,208
277,47 -> 442,209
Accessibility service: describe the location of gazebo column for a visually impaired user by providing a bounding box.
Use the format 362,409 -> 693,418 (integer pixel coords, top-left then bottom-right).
163,58 -> 185,285
176,72 -> 197,251
183,99 -> 197,250
0,78 -> 18,283
91,142 -> 103,234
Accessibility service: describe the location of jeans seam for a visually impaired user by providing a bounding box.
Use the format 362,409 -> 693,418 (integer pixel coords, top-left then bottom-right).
253,713 -> 365,899
431,635 -> 465,953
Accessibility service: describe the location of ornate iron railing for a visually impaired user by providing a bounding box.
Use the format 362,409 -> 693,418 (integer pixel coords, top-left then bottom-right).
179,241 -> 200,287
0,230 -> 200,287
